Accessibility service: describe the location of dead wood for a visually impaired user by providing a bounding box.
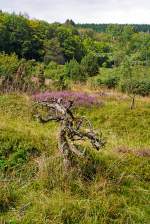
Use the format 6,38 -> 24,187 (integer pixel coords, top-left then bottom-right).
35,98 -> 105,169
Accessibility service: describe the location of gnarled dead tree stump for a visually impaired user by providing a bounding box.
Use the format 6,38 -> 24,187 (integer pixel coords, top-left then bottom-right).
35,98 -> 105,169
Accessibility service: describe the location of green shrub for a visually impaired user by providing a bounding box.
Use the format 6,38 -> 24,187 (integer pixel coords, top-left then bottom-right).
44,61 -> 64,80
0,129 -> 40,171
90,75 -> 103,87
0,53 -> 41,92
0,53 -> 20,78
119,78 -> 150,96
80,53 -> 99,77
91,71 -> 119,89
64,59 -> 84,81
0,52 -> 37,80
101,75 -> 119,88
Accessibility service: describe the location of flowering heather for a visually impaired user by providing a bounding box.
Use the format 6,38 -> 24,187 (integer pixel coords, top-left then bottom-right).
32,91 -> 102,107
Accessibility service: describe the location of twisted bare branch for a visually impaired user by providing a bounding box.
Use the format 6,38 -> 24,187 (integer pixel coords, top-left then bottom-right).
35,98 -> 105,169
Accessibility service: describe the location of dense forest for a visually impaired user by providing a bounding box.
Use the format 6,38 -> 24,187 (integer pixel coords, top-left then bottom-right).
0,11 -> 150,96
77,23 -> 150,33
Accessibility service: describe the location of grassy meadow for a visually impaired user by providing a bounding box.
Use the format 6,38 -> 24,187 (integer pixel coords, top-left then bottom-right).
0,90 -> 150,224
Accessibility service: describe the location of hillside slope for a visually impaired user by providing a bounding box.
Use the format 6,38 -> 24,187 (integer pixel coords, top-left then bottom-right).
0,93 -> 150,224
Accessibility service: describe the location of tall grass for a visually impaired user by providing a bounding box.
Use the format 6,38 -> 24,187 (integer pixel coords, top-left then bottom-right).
0,93 -> 149,223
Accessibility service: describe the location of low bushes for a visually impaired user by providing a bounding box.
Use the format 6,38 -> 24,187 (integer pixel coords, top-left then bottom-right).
90,66 -> 150,97
91,68 -> 120,89
0,53 -> 42,92
120,78 -> 150,96
0,129 -> 40,171
101,75 -> 119,89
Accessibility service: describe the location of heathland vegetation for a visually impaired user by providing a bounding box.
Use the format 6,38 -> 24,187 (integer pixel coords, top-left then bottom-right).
0,11 -> 150,223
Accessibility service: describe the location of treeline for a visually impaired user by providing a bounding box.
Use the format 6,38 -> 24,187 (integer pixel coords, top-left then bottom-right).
0,11 -> 150,96
0,11 -> 150,66
0,11 -> 113,92
77,23 -> 150,33
0,11 -> 85,63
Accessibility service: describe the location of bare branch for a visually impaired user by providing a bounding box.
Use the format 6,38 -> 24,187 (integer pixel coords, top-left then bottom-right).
35,114 -> 62,123
35,98 -> 105,169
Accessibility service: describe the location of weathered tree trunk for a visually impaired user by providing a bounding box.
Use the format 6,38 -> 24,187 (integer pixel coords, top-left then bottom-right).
35,98 -> 105,170
58,125 -> 72,169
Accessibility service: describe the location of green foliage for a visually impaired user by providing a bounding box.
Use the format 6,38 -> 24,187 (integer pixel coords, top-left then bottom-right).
0,53 -> 20,78
102,75 -> 119,88
77,23 -> 150,33
43,38 -> 65,64
91,62 -> 150,97
0,53 -> 42,92
0,12 -> 84,63
120,78 -> 150,96
0,129 -> 40,171
44,61 -> 64,79
0,11 -> 150,94
57,26 -> 85,62
0,11 -> 150,68
80,53 -> 99,77
64,19 -> 76,27
64,59 -> 84,81
91,68 -> 120,89
83,38 -> 110,54
117,58 -> 150,96
0,52 -> 38,79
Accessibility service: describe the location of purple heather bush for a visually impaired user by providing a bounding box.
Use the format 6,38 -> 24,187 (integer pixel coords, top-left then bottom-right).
32,91 -> 102,107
